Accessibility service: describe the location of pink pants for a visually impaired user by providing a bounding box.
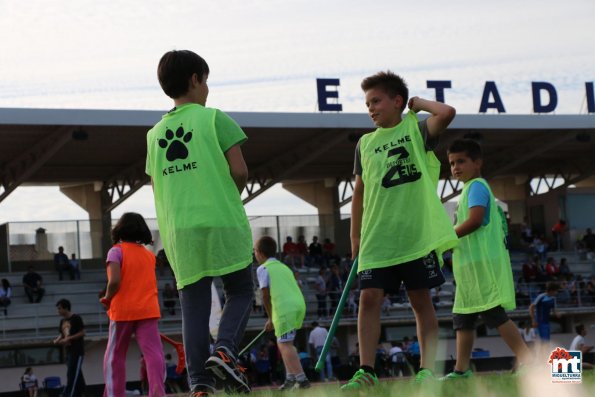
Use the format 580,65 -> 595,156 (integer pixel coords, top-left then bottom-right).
103,318 -> 165,397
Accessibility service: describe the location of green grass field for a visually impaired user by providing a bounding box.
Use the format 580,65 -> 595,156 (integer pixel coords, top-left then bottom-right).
235,371 -> 594,397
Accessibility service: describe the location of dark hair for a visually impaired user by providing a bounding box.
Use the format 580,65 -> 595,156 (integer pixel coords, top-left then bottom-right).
361,71 -> 409,110
256,236 -> 277,258
56,298 -> 71,311
575,324 -> 585,334
448,139 -> 483,160
111,212 -> 152,245
158,50 -> 210,99
1,278 -> 9,289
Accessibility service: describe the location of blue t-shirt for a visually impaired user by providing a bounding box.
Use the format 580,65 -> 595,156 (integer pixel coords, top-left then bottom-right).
468,181 -> 490,226
533,293 -> 556,323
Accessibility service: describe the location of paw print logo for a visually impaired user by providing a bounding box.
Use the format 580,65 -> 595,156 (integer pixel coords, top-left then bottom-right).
159,126 -> 192,162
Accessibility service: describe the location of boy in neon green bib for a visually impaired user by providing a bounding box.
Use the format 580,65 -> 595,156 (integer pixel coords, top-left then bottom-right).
255,236 -> 310,390
443,139 -> 530,379
146,50 -> 253,395
344,71 -> 458,389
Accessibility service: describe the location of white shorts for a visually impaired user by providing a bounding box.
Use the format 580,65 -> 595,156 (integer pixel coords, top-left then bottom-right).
277,329 -> 297,343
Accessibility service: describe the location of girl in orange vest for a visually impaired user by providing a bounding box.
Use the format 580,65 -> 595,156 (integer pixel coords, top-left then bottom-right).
100,213 -> 165,397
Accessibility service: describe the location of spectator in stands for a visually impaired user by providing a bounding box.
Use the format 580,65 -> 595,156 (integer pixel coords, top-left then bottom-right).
518,320 -> 537,349
330,336 -> 341,369
327,264 -> 343,314
309,321 -> 334,381
529,281 -> 560,341
21,367 -> 38,397
282,236 -> 300,268
296,235 -> 308,267
531,235 -> 548,261
569,324 -> 594,368
520,217 -> 533,244
347,288 -> 358,317
308,236 -> 324,268
155,248 -> 171,277
53,299 -> 86,397
585,278 -> 595,305
551,220 -> 567,251
582,228 -> 595,253
322,238 -> 339,266
54,246 -> 74,281
545,257 -> 560,280
314,269 -> 328,319
0,278 -> 12,315
22,266 -> 45,303
558,257 -> 571,278
254,346 -> 272,386
515,276 -> 529,307
162,283 -> 178,315
388,341 -> 408,377
522,261 -> 537,284
374,343 -> 388,377
69,253 -> 81,280
557,280 -> 571,305
100,212 -> 165,397
407,337 -> 421,373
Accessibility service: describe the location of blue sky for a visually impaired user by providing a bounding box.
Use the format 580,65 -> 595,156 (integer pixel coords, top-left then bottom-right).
0,0 -> 594,222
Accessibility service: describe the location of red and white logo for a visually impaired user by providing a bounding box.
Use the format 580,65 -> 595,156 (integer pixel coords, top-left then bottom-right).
549,347 -> 582,384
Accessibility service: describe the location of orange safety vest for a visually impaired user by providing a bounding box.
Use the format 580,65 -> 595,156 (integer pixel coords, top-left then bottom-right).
107,242 -> 161,321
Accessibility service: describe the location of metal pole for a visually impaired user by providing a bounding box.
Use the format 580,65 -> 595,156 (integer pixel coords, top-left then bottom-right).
239,328 -> 267,356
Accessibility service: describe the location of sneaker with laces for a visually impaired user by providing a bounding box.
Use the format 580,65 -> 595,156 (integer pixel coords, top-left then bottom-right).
340,369 -> 379,390
441,369 -> 473,380
414,368 -> 436,383
278,379 -> 296,390
205,346 -> 251,393
295,379 -> 311,389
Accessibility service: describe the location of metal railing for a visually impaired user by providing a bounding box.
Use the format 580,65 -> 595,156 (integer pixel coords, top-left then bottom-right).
1,279 -> 593,343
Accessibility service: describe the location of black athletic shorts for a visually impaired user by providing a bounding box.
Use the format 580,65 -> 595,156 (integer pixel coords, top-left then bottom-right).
358,251 -> 444,293
452,305 -> 509,330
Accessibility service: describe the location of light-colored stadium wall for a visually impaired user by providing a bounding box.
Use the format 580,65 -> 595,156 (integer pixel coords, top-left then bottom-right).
60,184 -> 112,259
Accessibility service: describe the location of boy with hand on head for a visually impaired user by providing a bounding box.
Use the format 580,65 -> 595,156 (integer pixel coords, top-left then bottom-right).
344,71 -> 458,389
255,236 -> 310,390
145,50 -> 254,396
443,139 -> 530,379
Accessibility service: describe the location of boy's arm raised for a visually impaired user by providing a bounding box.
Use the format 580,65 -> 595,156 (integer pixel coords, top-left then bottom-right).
408,97 -> 456,138
225,144 -> 249,193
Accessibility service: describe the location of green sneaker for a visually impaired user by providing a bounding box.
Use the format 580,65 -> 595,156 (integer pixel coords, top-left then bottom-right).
414,368 -> 436,383
340,369 -> 379,390
441,369 -> 473,380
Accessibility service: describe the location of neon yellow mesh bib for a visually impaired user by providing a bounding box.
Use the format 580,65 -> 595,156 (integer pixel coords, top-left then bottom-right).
264,259 -> 306,337
146,103 -> 253,288
358,111 -> 457,271
452,178 -> 516,313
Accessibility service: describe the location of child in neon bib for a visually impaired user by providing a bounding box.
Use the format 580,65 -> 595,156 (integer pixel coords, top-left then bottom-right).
255,236 -> 310,390
443,139 -> 531,379
344,71 -> 458,389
